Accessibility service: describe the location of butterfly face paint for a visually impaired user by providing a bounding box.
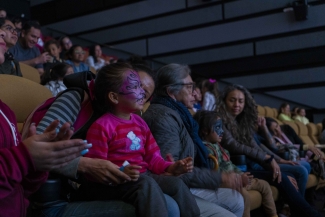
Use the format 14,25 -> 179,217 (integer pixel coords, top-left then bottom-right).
119,70 -> 145,103
214,119 -> 224,137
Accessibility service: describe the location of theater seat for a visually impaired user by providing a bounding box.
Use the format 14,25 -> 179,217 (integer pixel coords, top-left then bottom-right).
272,108 -> 278,118
19,62 -> 40,83
264,106 -> 275,118
283,121 -> 299,135
295,121 -> 315,146
307,123 -> 320,144
0,75 -> 52,132
257,105 -> 265,117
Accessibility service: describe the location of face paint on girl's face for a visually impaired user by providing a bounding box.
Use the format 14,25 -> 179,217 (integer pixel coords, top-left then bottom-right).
119,70 -> 145,103
214,119 -> 224,137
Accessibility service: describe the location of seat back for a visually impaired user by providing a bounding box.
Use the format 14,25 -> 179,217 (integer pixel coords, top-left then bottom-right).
307,123 -> 320,144
19,62 -> 40,83
89,66 -> 97,74
295,121 -> 315,146
0,75 -> 52,132
264,106 -> 275,118
274,118 -> 283,125
257,105 -> 265,117
283,121 -> 299,135
273,108 -> 278,118
317,123 -> 323,135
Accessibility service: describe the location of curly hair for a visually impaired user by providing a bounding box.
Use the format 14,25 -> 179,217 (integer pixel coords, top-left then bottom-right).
216,84 -> 257,144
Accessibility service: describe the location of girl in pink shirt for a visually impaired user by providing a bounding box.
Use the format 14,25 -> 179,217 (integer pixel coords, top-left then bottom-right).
81,63 -> 200,217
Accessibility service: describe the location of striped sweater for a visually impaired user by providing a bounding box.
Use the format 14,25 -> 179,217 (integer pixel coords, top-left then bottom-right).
85,113 -> 172,174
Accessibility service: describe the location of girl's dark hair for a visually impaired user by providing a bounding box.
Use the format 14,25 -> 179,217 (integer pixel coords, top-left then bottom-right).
193,110 -> 220,139
94,62 -> 134,114
67,44 -> 82,60
216,84 -> 257,144
297,108 -> 305,114
265,117 -> 277,135
89,44 -> 100,64
44,39 -> 60,51
279,102 -> 289,114
201,79 -> 219,98
132,63 -> 154,78
40,63 -> 72,85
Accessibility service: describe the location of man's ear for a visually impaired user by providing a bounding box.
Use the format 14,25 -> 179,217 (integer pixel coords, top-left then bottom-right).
108,92 -> 119,104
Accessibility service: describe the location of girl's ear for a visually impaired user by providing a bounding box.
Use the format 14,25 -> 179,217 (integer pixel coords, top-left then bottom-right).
108,92 -> 119,104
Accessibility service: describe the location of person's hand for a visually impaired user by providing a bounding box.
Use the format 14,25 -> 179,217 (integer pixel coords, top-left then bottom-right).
241,172 -> 253,187
123,165 -> 142,182
36,52 -> 52,64
309,147 -> 323,159
287,176 -> 299,191
79,158 -> 132,185
166,157 -> 193,176
270,159 -> 282,183
278,159 -> 299,166
24,122 -> 91,171
257,117 -> 266,127
221,172 -> 242,192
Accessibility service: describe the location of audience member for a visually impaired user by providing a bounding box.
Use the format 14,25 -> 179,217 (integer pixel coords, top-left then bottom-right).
86,44 -> 106,71
0,8 -> 6,18
201,78 -> 218,111
278,103 -> 294,122
9,20 -> 51,75
11,17 -> 22,32
59,36 -> 72,59
0,29 -> 91,217
216,84 -> 322,217
192,87 -> 202,113
291,107 -> 299,119
194,110 -> 278,217
41,63 -> 74,96
143,64 -> 245,217
0,18 -> 22,76
43,39 -> 63,71
65,45 -> 89,73
81,63 -> 200,217
294,108 -> 309,125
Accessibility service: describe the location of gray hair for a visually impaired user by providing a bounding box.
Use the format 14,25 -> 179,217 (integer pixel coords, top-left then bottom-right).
155,63 -> 191,96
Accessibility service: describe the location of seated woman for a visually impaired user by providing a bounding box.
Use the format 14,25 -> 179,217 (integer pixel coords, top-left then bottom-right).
143,64 -> 244,217
293,108 -> 309,125
85,45 -> 106,71
194,110 -> 278,217
265,117 -> 323,161
216,84 -> 322,217
278,103 -> 294,122
0,30 -> 90,217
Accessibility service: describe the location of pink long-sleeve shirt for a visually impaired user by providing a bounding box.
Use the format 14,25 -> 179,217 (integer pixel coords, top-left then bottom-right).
85,113 -> 172,174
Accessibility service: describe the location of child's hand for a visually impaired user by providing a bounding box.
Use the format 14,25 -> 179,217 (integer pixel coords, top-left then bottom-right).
166,157 -> 193,176
241,172 -> 253,187
123,165 -> 141,182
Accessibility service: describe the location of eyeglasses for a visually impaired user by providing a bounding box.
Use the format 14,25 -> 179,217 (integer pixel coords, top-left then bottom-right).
74,51 -> 85,55
167,82 -> 196,93
1,25 -> 19,34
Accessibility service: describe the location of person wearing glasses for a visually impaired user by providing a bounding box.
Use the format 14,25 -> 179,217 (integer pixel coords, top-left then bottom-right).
65,45 -> 89,73
9,20 -> 51,75
0,18 -> 22,76
143,64 -> 245,217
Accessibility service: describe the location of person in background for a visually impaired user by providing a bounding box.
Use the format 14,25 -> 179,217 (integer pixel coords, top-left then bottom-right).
41,63 -> 74,97
0,8 -> 6,18
0,18 -> 21,76
9,20 -> 51,75
293,108 -> 309,125
65,45 -> 89,73
278,103 -> 294,122
43,39 -> 63,72
59,36 -> 72,59
86,44 -> 106,71
291,107 -> 299,119
319,118 -> 325,144
11,17 -> 22,32
192,87 -> 202,113
201,78 -> 218,111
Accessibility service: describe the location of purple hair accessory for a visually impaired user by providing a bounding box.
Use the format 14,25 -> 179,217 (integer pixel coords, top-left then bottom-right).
209,78 -> 216,83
